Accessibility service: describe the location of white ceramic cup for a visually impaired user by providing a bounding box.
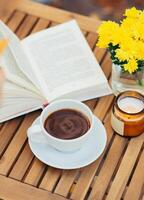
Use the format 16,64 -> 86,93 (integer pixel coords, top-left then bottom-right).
27,99 -> 95,152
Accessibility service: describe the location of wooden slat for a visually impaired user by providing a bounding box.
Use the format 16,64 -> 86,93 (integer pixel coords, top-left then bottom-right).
9,143 -> 34,180
86,32 -> 98,49
39,167 -> 62,191
124,149 -> 144,200
55,170 -> 78,197
0,117 -> 23,157
88,135 -> 128,200
101,53 -> 112,78
84,99 -> 97,111
94,47 -> 107,64
93,95 -> 114,121
0,175 -> 66,200
0,0 -> 19,22
23,157 -> 46,186
17,0 -> 101,33
31,18 -> 51,34
0,112 -> 39,175
49,21 -> 59,27
16,15 -> 38,39
106,134 -> 144,200
6,11 -> 26,31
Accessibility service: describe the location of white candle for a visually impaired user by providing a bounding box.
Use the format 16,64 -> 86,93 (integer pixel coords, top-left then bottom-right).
118,97 -> 144,114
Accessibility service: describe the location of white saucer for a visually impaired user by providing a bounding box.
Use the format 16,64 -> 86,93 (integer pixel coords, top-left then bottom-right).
28,116 -> 107,169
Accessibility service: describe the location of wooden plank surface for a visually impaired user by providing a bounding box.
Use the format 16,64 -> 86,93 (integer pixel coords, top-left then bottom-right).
124,149 -> 144,200
0,175 -> 66,200
0,0 -> 143,200
106,134 -> 144,200
0,112 -> 40,176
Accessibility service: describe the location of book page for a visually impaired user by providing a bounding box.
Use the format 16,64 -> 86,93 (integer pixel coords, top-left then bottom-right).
22,20 -> 111,101
0,20 -> 41,93
0,81 -> 45,123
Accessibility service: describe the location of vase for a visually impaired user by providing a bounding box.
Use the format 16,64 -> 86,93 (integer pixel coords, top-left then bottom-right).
111,64 -> 144,96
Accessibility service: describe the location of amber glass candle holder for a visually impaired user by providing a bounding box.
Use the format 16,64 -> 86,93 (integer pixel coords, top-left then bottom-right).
111,91 -> 144,137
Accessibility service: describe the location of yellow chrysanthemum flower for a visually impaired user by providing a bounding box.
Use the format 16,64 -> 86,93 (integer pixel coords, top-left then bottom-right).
97,21 -> 119,48
138,11 -> 144,23
121,17 -> 138,28
118,40 -> 144,61
111,27 -> 124,45
134,40 -> 144,60
132,21 -> 144,40
123,59 -> 138,74
124,7 -> 141,18
115,49 -> 132,61
119,38 -> 134,52
97,37 -> 110,48
97,21 -> 119,35
122,9 -> 144,40
121,17 -> 138,37
115,26 -> 132,45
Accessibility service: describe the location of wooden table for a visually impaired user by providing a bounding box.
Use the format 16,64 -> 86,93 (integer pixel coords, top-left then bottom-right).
0,0 -> 143,199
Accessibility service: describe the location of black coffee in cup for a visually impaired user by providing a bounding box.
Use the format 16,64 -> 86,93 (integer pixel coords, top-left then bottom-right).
44,109 -> 90,140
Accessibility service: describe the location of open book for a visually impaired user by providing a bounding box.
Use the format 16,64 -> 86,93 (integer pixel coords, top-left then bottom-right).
0,20 -> 111,123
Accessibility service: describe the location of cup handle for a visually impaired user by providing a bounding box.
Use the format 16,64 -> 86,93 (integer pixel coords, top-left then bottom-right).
27,125 -> 47,144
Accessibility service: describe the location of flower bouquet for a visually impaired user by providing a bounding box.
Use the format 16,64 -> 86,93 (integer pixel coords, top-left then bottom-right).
97,7 -> 144,95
